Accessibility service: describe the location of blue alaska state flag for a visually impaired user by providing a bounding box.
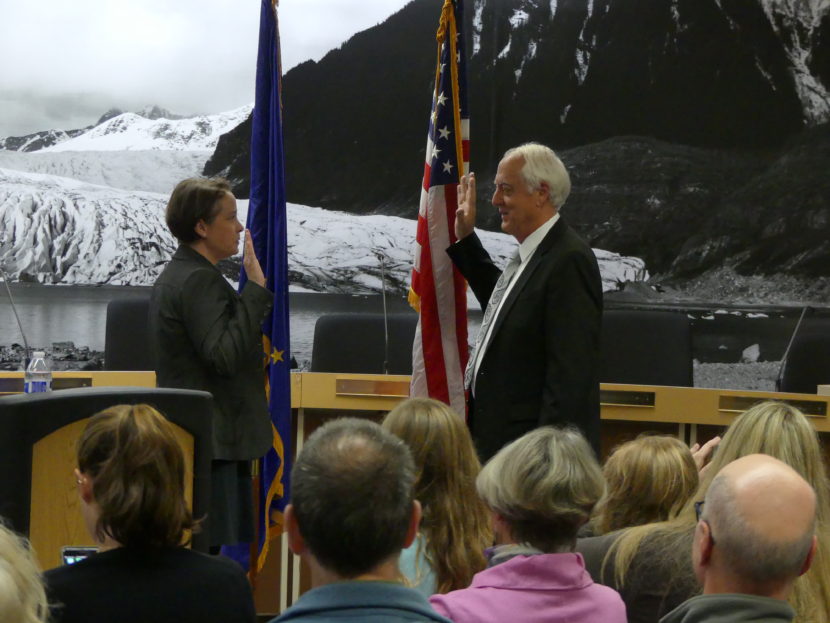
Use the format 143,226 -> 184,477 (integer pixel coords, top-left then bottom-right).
227,0 -> 291,573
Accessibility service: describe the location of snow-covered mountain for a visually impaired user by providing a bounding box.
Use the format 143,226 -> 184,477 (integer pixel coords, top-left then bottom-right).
0,168 -> 648,295
0,105 -> 250,193
0,105 -> 201,153
0,128 -> 89,153
40,105 -> 252,152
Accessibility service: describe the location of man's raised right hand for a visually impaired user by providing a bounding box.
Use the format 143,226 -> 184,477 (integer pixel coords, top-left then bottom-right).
455,172 -> 476,241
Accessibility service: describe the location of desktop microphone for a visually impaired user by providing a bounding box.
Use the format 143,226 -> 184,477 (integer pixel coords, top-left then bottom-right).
776,305 -> 813,391
0,265 -> 31,369
375,251 -> 390,375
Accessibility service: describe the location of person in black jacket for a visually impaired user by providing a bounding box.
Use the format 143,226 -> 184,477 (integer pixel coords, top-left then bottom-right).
448,143 -> 602,461
45,404 -> 255,623
149,177 -> 272,547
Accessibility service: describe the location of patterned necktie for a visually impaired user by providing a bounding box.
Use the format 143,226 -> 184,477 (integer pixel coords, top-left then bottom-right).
465,251 -> 522,390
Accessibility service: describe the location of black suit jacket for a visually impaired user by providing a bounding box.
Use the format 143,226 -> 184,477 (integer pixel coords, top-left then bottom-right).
149,245 -> 273,461
447,217 -> 602,460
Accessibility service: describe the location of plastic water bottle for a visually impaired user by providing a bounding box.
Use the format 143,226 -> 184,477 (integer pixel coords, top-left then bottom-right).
24,351 -> 52,393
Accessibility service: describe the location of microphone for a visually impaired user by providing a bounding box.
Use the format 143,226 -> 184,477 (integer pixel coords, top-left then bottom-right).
0,265 -> 31,369
374,251 -> 390,375
776,305 -> 813,391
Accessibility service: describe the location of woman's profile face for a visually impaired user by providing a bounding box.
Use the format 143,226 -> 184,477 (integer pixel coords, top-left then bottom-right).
196,192 -> 243,263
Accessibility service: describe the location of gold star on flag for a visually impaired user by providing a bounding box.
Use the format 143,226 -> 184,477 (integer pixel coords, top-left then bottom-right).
270,348 -> 284,364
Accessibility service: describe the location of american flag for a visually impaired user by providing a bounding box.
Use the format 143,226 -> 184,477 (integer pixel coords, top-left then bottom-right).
409,0 -> 469,417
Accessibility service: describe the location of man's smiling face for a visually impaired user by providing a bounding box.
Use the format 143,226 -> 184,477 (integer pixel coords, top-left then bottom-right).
491,154 -> 549,243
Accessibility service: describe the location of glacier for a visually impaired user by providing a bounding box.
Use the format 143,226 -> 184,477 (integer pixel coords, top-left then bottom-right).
0,167 -> 648,300
0,150 -> 212,193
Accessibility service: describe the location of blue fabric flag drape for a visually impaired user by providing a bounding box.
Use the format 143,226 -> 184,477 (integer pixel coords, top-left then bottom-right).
226,0 -> 291,573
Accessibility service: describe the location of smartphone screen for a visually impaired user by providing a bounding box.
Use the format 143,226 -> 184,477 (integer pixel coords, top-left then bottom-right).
61,546 -> 98,565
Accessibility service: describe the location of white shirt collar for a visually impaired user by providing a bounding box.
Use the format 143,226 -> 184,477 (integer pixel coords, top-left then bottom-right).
518,212 -> 560,263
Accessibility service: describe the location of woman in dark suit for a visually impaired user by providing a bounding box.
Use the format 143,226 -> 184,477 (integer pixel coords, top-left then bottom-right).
149,177 -> 272,548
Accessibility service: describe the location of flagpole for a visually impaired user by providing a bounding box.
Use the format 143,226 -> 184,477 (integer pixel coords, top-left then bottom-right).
249,458 -> 260,588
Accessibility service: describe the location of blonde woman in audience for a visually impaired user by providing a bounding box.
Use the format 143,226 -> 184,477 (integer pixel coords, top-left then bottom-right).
44,404 -> 255,623
382,398 -> 491,595
429,427 -> 626,623
590,435 -> 698,535
0,521 -> 48,623
578,400 -> 830,623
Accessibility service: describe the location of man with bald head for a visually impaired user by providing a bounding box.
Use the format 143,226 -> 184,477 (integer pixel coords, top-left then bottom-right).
449,143 -> 602,460
660,454 -> 817,623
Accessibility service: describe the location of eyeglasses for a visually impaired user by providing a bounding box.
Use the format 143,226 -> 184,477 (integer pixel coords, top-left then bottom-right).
694,501 -> 716,545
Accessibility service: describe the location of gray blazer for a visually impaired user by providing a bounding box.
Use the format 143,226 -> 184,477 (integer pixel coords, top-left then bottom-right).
150,245 -> 273,460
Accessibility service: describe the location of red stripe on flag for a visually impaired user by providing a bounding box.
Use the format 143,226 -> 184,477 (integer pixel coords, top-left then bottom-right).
444,184 -> 469,382
416,216 -> 451,403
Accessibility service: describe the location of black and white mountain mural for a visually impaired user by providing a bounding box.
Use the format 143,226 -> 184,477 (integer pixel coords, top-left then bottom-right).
2,0 -> 828,300
207,0 -> 830,296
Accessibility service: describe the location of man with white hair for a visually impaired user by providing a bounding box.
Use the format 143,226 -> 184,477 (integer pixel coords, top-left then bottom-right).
449,142 -> 602,460
661,454 -> 817,623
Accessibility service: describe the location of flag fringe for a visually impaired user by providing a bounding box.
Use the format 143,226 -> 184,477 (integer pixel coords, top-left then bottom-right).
256,422 -> 286,571
408,286 -> 421,313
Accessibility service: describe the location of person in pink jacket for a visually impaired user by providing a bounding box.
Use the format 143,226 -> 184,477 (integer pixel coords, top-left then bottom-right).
429,427 -> 626,623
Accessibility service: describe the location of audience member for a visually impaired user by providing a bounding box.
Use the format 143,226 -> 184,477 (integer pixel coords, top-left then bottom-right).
0,521 -> 48,623
382,398 -> 492,595
45,404 -> 255,623
578,400 -> 830,623
660,454 -> 816,623
590,435 -> 698,536
270,418 -> 452,623
689,435 -> 721,475
429,427 -> 626,623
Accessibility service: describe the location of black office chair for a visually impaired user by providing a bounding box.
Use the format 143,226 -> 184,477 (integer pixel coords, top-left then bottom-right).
310,312 -> 418,374
778,332 -> 830,394
600,309 -> 693,387
104,297 -> 153,370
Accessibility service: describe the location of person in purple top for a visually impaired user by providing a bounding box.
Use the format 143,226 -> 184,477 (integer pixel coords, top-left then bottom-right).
429,426 -> 626,623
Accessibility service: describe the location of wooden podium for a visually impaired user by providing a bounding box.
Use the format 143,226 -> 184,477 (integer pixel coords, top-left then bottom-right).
0,381 -> 213,570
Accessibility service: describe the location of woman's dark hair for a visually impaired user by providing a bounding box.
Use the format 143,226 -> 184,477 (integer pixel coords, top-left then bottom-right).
165,177 -> 231,243
77,404 -> 197,548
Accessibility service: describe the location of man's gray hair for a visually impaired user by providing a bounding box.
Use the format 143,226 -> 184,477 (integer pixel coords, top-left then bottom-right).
476,426 -> 604,552
291,417 -> 416,578
503,142 -> 571,208
705,472 -> 815,584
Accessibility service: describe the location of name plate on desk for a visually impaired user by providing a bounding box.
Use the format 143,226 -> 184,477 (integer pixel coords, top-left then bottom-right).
0,377 -> 93,395
335,378 -> 410,398
718,395 -> 827,417
600,389 -> 656,407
